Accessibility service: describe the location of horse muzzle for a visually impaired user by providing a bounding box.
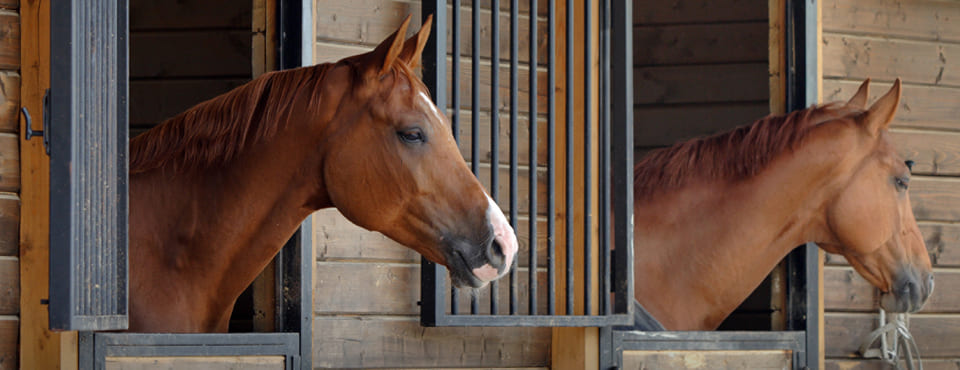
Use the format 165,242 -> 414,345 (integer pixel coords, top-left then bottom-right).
880,267 -> 934,313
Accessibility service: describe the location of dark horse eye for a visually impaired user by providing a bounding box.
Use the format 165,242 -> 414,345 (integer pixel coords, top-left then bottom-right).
895,177 -> 909,191
398,128 -> 425,144
905,160 -> 915,171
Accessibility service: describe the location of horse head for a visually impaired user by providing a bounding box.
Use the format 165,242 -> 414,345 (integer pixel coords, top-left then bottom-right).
818,79 -> 934,313
312,15 -> 517,288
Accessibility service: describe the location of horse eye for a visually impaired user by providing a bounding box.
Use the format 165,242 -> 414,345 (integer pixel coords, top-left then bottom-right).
895,177 -> 909,191
398,129 -> 425,144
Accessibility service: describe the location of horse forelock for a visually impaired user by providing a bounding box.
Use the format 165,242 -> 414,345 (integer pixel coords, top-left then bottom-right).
633,103 -> 862,199
129,63 -> 335,174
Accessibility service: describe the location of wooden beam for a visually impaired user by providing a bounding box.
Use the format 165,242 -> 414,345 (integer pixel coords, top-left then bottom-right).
767,0 -> 787,332
20,0 -> 78,368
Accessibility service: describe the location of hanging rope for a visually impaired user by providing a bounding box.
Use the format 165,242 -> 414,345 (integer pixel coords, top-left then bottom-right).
858,308 -> 923,370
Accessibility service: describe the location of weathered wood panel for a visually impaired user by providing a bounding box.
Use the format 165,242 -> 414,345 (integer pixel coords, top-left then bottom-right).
312,317 -> 550,368
889,129 -> 960,176
622,350 -> 792,369
0,258 -> 15,315
827,359 -> 960,370
130,0 -> 251,30
0,0 -> 15,10
634,22 -> 768,66
634,63 -> 768,105
824,266 -> 960,313
0,133 -> 18,192
633,0 -> 768,25
822,0 -> 960,43
825,223 -> 960,268
455,111 -> 548,167
634,103 -> 771,147
444,59 -> 549,114
104,356 -> 285,370
0,318 -> 15,369
0,71 -> 18,133
822,34 -> 960,87
0,194 -> 15,256
314,263 -> 549,315
130,31 -> 251,78
910,177 -> 960,222
0,12 -> 18,70
130,79 -> 248,126
822,79 -> 960,132
825,313 -> 960,358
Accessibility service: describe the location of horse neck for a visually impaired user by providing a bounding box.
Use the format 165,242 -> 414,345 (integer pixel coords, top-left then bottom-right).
633,126 -> 851,330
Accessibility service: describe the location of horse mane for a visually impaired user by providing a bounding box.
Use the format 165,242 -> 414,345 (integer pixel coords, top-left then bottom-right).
129,63 -> 336,174
633,103 -> 860,199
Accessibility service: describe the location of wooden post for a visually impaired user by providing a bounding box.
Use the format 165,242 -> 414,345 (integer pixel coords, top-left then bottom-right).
767,0 -> 787,332
20,0 -> 78,368
551,0 -> 601,368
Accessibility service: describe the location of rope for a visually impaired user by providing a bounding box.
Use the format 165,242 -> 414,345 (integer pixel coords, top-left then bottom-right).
858,308 -> 923,370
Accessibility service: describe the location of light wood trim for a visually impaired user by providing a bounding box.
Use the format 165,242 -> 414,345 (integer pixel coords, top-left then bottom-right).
19,0 -> 78,368
815,2 -> 824,369
767,0 -> 787,332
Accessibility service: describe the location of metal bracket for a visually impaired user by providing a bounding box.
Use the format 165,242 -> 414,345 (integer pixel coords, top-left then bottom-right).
21,89 -> 51,155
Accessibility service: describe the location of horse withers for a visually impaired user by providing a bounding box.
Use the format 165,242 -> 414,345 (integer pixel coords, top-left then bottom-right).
632,79 -> 934,331
127,16 -> 517,332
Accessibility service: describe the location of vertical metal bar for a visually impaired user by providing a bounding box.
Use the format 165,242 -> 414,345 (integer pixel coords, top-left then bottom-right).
509,0 -> 519,316
470,0 -> 481,315
490,0 -> 501,315
546,0 -> 556,316
600,0 -> 611,316
564,0 -> 574,316
451,0 -> 462,315
582,0 -> 592,317
528,0 -> 538,316
610,0 -> 633,315
419,1 -> 448,326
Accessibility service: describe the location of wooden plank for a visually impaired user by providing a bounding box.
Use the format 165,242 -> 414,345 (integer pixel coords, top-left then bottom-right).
633,103 -> 771,147
104,356 -> 285,370
824,266 -> 960,313
825,313 -> 960,358
0,12 -> 18,70
622,350 -> 792,369
0,194 -> 16,256
455,110 -> 548,166
313,263 -> 549,315
889,129 -> 960,176
910,176 -> 960,222
0,71 -> 19,133
0,134 -> 17,192
633,0 -> 768,25
634,22 -> 768,66
0,318 -> 15,369
827,359 -> 960,370
130,31 -> 251,78
634,64 -> 768,105
0,0 -> 16,10
444,59 -> 548,114
130,0 -> 251,30
312,317 -> 550,368
822,0 -> 960,43
0,258 -> 16,315
129,79 -> 248,126
825,222 -> 960,267
822,79 -> 960,132
822,34 -> 960,87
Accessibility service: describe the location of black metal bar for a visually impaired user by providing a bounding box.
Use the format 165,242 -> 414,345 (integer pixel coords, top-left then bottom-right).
470,0 -> 481,315
564,0 -> 574,316
546,0 -> 556,316
509,0 -> 519,316
583,0 -> 592,317
451,0 -> 462,315
600,0 -> 611,316
528,0 -> 538,316
610,0 -> 633,315
490,0 -> 501,315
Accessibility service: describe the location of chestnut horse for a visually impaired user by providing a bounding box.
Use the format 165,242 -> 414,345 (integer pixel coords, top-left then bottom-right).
631,79 -> 934,331
126,16 -> 518,332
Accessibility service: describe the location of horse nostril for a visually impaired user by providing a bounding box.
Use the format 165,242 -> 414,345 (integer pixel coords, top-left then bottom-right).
486,239 -> 505,267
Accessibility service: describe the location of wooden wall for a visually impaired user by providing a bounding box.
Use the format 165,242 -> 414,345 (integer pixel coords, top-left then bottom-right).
129,0 -> 252,136
821,1 -> 960,368
0,0 -> 17,368
311,0 -> 552,368
631,0 -> 778,331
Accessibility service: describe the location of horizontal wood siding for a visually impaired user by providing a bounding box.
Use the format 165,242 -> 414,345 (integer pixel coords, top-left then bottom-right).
0,1 -> 16,368
622,350 -> 792,369
822,0 -> 960,366
312,0 -> 551,367
632,0 -> 775,330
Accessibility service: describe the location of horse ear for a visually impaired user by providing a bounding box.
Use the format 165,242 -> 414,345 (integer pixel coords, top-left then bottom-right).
859,78 -> 901,137
398,14 -> 433,68
368,15 -> 412,77
847,78 -> 870,109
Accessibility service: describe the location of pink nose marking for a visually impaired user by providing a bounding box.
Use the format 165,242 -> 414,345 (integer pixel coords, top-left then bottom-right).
473,265 -> 500,281
477,194 -> 518,282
